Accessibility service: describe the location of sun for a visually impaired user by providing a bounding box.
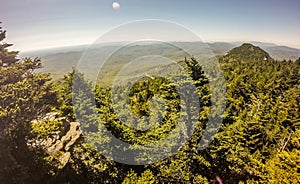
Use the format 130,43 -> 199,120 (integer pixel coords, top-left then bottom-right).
112,2 -> 121,10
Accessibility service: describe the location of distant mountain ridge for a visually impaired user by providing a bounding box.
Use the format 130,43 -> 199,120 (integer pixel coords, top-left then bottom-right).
21,41 -> 300,61
264,46 -> 300,61
20,41 -> 300,80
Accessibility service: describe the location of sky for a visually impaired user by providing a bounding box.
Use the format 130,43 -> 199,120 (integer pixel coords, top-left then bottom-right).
1,0 -> 300,51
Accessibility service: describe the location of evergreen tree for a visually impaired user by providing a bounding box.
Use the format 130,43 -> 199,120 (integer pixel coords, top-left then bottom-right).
0,23 -> 57,183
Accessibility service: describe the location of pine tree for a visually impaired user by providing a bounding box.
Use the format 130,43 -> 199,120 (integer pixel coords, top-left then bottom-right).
0,23 -> 57,183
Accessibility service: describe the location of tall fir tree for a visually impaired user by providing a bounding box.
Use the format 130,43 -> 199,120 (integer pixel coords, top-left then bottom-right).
0,23 -> 57,183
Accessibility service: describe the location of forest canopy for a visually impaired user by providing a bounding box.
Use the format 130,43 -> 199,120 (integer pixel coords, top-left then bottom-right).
0,24 -> 299,183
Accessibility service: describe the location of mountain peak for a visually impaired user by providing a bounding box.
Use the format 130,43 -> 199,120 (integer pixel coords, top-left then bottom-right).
221,43 -> 273,62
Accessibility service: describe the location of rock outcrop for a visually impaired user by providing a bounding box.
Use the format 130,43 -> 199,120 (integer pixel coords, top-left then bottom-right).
29,112 -> 82,169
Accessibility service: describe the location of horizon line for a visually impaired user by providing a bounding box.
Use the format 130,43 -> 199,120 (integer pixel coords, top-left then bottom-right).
18,40 -> 300,53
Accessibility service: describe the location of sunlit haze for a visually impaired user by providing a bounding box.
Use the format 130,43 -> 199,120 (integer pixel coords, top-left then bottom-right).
1,0 -> 300,51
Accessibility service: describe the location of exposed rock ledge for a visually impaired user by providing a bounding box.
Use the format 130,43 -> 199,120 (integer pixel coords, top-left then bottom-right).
28,112 -> 82,169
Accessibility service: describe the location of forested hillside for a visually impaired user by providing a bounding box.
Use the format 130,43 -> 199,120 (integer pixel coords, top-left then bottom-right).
1,26 -> 299,183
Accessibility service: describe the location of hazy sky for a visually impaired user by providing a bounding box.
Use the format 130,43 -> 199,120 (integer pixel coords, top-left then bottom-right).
1,0 -> 300,51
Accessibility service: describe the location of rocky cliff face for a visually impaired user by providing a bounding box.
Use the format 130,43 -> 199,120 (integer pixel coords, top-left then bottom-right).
28,112 -> 82,169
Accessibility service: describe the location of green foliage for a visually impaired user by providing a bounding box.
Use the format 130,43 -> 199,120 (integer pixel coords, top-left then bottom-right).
56,69 -> 77,121
31,119 -> 63,139
1,23 -> 299,183
264,149 -> 300,183
122,170 -> 156,184
209,56 -> 300,182
32,53 -> 300,183
0,23 -> 58,183
220,43 -> 273,63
